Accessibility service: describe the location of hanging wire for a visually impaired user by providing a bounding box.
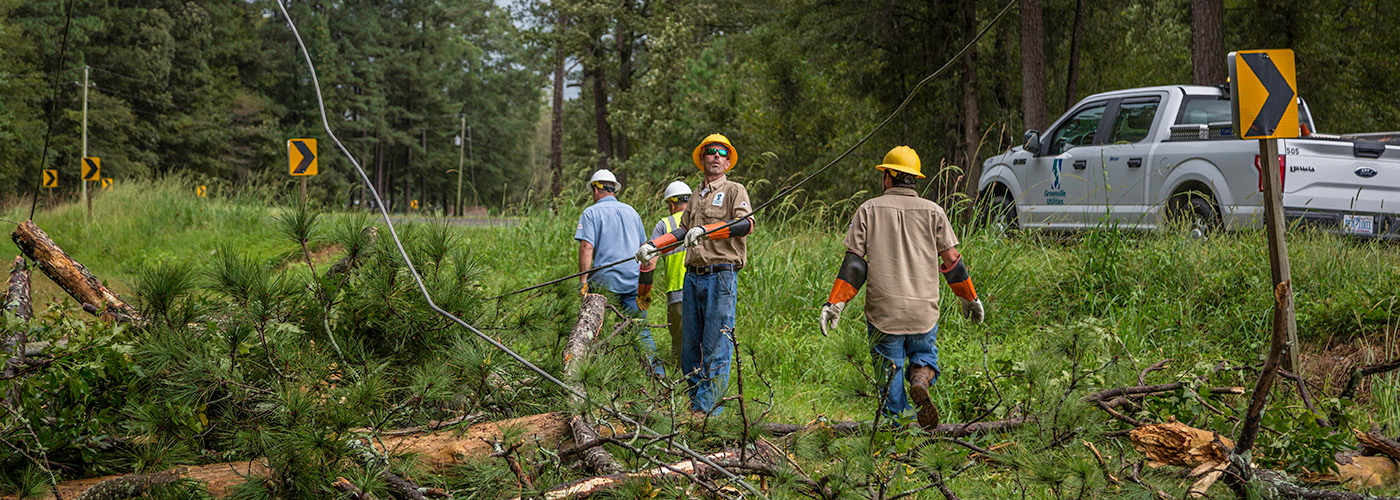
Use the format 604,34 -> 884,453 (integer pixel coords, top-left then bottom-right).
270,1 -> 765,497
490,0 -> 1018,301
26,0 -> 80,221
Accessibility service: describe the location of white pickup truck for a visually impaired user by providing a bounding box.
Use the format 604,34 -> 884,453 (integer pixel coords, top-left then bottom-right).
977,84 -> 1400,238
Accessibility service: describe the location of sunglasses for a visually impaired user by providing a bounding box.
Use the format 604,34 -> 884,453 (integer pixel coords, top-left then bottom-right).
703,147 -> 729,158
666,195 -> 691,204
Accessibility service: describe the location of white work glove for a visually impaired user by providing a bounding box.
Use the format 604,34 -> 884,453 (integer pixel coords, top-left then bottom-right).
684,226 -> 708,248
960,298 -> 985,324
819,302 -> 846,336
635,242 -> 661,263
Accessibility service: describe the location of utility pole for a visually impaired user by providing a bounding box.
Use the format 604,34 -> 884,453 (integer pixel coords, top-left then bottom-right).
82,65 -> 90,218
456,116 -> 465,217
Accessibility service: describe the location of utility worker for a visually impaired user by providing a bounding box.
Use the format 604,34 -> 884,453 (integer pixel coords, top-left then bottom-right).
817,146 -> 985,429
646,181 -> 693,365
635,134 -> 754,416
576,169 -> 664,377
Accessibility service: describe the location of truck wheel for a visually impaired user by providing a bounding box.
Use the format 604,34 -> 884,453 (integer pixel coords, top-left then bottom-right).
978,192 -> 1018,234
1168,194 -> 1219,239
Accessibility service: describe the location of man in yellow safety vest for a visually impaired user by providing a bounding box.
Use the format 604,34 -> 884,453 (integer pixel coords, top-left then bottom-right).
645,181 -> 692,365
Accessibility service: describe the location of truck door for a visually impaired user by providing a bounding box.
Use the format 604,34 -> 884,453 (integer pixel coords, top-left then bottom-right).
1025,101 -> 1107,228
1094,96 -> 1163,227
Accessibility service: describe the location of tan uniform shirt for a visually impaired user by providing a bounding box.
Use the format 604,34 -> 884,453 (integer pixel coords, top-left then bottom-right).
681,174 -> 752,267
843,187 -> 959,335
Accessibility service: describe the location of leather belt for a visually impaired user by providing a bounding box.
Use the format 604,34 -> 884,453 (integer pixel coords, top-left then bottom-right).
686,264 -> 742,275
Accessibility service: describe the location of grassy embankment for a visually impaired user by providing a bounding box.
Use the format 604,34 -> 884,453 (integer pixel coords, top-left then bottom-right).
4,177 -> 1399,498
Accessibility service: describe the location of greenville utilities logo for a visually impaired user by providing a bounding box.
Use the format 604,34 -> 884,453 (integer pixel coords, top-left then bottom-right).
1044,158 -> 1067,205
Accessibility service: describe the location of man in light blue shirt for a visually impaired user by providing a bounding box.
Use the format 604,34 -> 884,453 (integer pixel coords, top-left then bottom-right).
575,169 -> 664,377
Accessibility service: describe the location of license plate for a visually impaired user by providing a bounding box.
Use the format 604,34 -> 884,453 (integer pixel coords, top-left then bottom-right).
1342,214 -> 1374,235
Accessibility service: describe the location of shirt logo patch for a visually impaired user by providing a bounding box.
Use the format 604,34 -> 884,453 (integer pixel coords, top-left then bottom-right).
712,192 -> 725,206
739,201 -> 749,209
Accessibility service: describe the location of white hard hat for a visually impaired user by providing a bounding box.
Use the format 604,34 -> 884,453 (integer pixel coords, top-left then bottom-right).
662,181 -> 692,201
588,169 -> 620,192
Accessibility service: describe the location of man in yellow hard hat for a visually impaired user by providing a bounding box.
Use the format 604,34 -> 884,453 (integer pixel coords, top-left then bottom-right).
817,146 -> 985,429
644,180 -> 693,366
635,134 -> 754,416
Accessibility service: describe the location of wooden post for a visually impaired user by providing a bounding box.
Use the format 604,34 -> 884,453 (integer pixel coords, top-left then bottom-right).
300,177 -> 308,204
1234,138 -> 1296,456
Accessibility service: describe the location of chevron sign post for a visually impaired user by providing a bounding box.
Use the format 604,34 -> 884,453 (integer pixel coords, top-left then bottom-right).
1228,49 -> 1305,433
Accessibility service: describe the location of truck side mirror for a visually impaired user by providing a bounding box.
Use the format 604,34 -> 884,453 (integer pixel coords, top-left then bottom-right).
1023,130 -> 1042,155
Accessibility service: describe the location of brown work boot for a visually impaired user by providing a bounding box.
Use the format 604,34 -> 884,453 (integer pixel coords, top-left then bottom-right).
907,366 -> 939,430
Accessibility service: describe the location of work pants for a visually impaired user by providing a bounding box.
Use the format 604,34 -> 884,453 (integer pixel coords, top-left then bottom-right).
667,300 -> 684,366
868,322 -> 940,419
680,270 -> 737,415
616,290 -> 665,377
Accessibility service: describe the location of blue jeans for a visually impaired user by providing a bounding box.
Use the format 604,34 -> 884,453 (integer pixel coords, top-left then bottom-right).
868,323 -> 940,419
681,270 -> 738,415
617,290 -> 665,377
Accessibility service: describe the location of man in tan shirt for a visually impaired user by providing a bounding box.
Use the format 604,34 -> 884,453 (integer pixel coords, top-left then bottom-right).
818,146 -> 984,429
636,133 -> 753,415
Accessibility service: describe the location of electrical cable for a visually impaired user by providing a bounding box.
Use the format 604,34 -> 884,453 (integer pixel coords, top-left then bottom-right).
490,0 -> 1018,301
270,2 -> 764,497
26,0 -> 80,221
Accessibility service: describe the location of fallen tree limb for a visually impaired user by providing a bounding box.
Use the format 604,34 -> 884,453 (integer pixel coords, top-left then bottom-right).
1340,356 -> 1400,401
5,413 -> 572,499
758,416 -> 1032,437
11,220 -> 139,323
559,293 -> 623,475
3,256 -> 30,395
0,461 -> 270,500
519,442 -> 782,500
4,255 -> 30,320
1356,429 -> 1400,463
1127,421 -> 1400,498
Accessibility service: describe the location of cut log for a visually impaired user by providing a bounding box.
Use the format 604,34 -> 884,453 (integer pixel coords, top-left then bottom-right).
4,256 -> 30,320
0,461 -> 269,500
11,220 -> 139,323
518,442 -> 782,500
569,415 -> 622,475
4,414 -> 571,499
1128,420 -> 1232,468
326,226 -> 378,278
370,412 -> 572,469
563,293 -> 607,380
556,293 -> 623,475
758,416 -> 1032,437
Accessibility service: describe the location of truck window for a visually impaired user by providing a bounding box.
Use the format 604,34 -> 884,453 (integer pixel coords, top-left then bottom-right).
1176,96 -> 1232,125
1108,98 -> 1160,144
1049,103 -> 1106,155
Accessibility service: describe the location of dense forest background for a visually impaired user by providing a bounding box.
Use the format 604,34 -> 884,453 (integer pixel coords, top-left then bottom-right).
2,0 -> 1398,213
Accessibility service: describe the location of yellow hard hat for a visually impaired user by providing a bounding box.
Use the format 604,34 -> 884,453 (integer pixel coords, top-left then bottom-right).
875,145 -> 924,178
692,134 -> 739,171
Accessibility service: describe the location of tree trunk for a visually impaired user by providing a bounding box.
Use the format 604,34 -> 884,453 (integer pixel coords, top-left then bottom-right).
375,139 -> 385,209
1064,0 -> 1085,110
550,13 -> 566,199
587,57 -> 612,172
1191,0 -> 1226,85
561,293 -> 624,475
11,221 -> 138,323
4,256 -> 30,320
613,2 -> 633,168
518,443 -> 781,500
960,0 -> 982,221
1019,0 -> 1048,132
